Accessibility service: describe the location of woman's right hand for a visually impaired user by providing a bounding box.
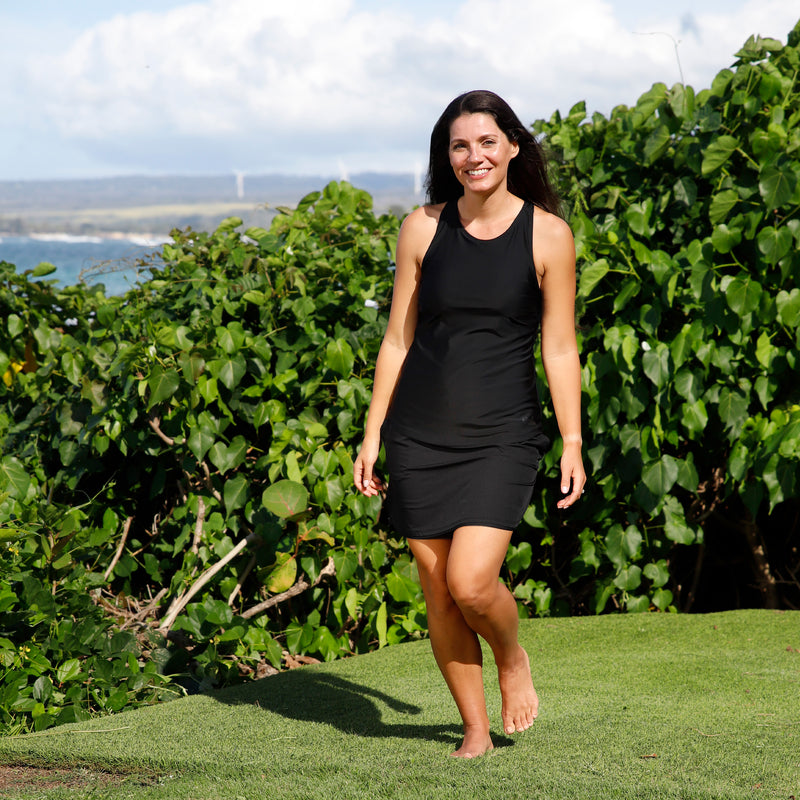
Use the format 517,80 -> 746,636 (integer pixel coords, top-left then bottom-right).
353,436 -> 384,497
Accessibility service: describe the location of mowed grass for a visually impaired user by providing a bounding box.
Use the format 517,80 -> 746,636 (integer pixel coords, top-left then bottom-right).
1,610 -> 798,800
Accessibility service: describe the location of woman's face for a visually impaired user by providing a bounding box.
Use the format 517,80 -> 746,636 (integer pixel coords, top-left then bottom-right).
448,112 -> 518,194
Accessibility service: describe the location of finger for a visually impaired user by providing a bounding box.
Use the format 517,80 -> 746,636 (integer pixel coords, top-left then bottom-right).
354,461 -> 371,495
557,472 -> 584,508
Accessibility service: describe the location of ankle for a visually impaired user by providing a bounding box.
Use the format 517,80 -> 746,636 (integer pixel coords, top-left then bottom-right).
462,719 -> 491,736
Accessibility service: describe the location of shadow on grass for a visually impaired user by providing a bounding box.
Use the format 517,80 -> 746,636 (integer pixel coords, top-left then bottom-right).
214,671 -> 514,749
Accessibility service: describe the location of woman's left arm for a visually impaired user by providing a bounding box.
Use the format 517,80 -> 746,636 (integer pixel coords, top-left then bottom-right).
535,212 -> 586,509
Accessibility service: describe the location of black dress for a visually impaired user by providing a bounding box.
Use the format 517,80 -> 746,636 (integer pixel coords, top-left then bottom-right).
381,199 -> 550,539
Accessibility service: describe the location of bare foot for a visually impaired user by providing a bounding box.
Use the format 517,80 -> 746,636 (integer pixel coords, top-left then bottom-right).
498,645 -> 538,734
450,725 -> 494,759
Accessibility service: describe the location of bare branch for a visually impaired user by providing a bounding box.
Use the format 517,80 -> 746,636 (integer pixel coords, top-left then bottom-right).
228,552 -> 257,607
148,416 -> 175,446
158,529 -> 261,634
201,461 -> 223,503
190,497 -> 206,556
103,517 -> 133,582
119,587 -> 169,630
241,558 -> 336,620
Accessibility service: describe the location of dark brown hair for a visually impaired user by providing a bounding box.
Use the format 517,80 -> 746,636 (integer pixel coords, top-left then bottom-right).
425,90 -> 560,215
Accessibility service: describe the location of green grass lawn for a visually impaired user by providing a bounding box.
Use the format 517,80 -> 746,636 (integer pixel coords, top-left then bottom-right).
1,610 -> 798,800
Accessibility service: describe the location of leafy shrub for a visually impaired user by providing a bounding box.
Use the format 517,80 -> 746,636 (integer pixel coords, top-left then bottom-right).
1,183 -> 426,733
517,24 -> 800,614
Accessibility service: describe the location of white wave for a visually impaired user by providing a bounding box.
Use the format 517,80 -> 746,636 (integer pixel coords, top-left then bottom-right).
30,233 -> 104,244
125,235 -> 171,247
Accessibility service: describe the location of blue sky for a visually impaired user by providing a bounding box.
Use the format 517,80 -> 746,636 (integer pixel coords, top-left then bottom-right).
1,0 -> 797,181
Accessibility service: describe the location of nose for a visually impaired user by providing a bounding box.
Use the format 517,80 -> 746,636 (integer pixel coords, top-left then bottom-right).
467,145 -> 482,162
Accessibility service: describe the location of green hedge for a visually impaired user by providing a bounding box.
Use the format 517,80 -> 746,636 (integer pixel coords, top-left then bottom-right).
521,24 -> 800,614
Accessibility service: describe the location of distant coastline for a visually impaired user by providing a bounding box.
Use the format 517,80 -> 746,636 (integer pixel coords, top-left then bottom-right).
0,172 -> 420,237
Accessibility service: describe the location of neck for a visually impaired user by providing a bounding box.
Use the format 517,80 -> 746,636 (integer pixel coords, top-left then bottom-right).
457,186 -> 519,222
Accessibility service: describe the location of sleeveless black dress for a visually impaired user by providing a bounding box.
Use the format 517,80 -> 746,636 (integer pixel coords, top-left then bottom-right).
380,199 -> 550,539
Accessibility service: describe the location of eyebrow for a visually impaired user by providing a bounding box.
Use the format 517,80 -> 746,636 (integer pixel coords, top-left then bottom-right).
449,132 -> 498,144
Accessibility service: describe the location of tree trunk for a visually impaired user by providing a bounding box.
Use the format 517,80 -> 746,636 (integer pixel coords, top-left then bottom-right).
739,513 -> 779,609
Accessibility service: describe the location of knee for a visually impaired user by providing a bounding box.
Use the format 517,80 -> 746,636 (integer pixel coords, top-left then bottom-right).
447,572 -> 497,617
419,574 -> 459,618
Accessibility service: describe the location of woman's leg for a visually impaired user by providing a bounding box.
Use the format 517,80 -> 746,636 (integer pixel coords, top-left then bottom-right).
407,536 -> 493,758
446,526 -> 538,735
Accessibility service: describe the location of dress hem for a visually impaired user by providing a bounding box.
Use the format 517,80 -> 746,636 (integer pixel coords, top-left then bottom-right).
403,517 -> 519,540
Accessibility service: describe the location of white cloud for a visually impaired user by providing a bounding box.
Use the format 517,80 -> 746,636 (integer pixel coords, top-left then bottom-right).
12,0 -> 800,178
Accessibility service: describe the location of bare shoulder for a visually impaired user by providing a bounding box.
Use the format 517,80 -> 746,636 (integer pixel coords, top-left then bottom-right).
401,203 -> 444,236
398,204 -> 444,264
533,207 -> 574,248
533,207 -> 575,277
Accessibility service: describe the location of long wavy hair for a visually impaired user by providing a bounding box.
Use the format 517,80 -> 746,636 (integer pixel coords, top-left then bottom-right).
425,90 -> 561,215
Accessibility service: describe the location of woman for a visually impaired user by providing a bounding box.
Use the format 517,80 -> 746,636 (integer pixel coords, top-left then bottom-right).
353,90 -> 585,758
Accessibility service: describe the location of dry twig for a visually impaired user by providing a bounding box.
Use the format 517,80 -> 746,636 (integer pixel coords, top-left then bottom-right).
103,517 -> 133,582
159,529 -> 261,634
147,415 -> 175,446
241,558 -> 336,620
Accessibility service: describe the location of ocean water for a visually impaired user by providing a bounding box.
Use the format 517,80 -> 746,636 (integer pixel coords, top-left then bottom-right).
0,234 -> 169,295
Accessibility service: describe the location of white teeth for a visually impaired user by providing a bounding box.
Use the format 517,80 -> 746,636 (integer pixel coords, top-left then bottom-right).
467,168 -> 489,176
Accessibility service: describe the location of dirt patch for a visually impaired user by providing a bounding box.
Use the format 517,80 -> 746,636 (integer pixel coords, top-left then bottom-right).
0,764 -> 129,792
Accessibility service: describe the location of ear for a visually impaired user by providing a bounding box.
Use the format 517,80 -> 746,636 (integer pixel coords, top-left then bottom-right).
509,140 -> 520,159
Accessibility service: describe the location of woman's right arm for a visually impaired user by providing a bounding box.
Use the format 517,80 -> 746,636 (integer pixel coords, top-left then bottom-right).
353,206 -> 435,496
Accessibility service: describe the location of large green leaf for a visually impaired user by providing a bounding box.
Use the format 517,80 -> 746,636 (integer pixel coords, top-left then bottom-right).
644,560 -> 670,588
711,223 -> 742,253
776,288 -> 800,327
325,339 -> 355,378
578,259 -> 609,296
662,496 -> 695,544
262,480 -> 309,519
673,176 -> 697,207
208,436 -> 248,473
187,424 -> 215,462
718,388 -> 749,434
759,162 -> 797,210
209,354 -> 247,390
756,226 -> 792,264
61,352 -> 83,385
147,366 -> 181,409
725,276 -> 763,315
55,658 -> 82,684
708,189 -> 738,224
613,565 -> 642,592
643,125 -> 671,165
641,456 -> 679,497
0,457 -> 31,499
216,323 -> 246,355
223,474 -> 249,511
32,262 -> 57,277
651,588 -> 674,610
605,524 -> 643,569
642,344 -> 670,388
668,82 -> 695,119
681,399 -> 709,437
701,135 -> 739,175
266,553 -> 297,593
313,476 -> 346,512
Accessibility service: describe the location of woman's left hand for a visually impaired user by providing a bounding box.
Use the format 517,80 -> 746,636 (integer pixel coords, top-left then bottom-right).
556,442 -> 586,509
